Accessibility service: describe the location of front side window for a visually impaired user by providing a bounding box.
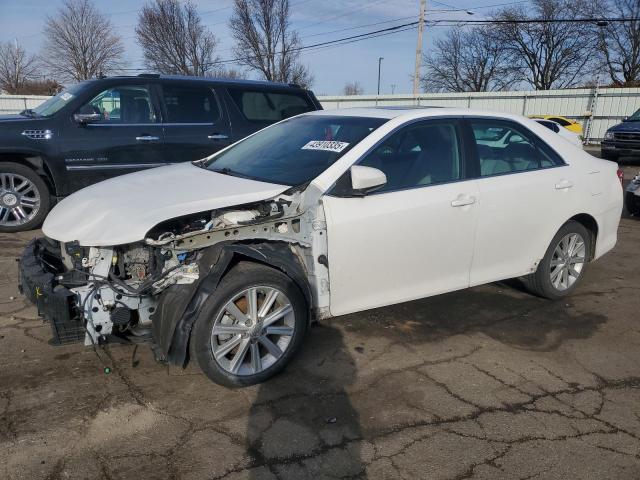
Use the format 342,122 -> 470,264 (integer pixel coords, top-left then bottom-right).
358,120 -> 463,193
228,89 -> 315,122
77,85 -> 156,124
471,120 -> 563,177
205,115 -> 387,186
162,85 -> 220,123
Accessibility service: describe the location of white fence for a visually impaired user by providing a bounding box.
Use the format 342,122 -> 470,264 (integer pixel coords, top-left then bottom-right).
319,87 -> 640,143
0,95 -> 51,115
3,87 -> 640,143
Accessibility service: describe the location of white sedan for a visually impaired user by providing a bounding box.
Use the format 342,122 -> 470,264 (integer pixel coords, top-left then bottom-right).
21,108 -> 623,387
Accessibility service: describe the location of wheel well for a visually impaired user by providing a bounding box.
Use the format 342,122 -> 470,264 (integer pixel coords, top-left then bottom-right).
0,153 -> 56,195
569,213 -> 598,260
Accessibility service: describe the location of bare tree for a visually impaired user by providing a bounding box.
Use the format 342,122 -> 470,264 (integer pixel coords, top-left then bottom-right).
598,0 -> 640,86
421,26 -> 515,92
137,0 -> 219,76
10,79 -> 63,96
0,41 -> 38,93
209,67 -> 247,80
343,81 -> 364,95
229,0 -> 313,87
41,0 -> 124,82
493,0 -> 599,90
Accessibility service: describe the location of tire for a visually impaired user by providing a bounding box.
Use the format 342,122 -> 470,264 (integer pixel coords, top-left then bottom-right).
625,191 -> 640,216
190,261 -> 308,387
0,162 -> 51,233
523,221 -> 592,300
601,150 -> 618,161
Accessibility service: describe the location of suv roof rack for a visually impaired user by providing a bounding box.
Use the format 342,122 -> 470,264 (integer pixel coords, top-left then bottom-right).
137,73 -> 160,78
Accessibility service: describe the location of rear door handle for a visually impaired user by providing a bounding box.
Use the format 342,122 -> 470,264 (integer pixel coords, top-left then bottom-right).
555,179 -> 574,190
136,135 -> 160,142
208,134 -> 229,140
451,195 -> 476,207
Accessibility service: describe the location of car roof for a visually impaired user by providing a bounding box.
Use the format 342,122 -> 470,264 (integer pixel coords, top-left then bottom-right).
98,74 -> 304,89
305,107 -> 532,122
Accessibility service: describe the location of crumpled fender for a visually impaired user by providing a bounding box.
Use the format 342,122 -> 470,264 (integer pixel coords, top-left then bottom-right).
151,241 -> 313,367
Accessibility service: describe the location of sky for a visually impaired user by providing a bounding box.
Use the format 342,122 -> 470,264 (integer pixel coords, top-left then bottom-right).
0,0 -> 526,95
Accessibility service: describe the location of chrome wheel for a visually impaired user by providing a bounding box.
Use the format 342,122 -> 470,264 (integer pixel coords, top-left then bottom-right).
0,173 -> 41,227
549,233 -> 586,291
210,286 -> 295,376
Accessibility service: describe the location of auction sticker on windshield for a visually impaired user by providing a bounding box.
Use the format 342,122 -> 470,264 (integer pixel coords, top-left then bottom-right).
302,140 -> 350,153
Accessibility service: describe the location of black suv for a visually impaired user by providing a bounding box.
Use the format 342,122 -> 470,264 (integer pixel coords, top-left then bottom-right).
601,107 -> 640,161
0,74 -> 322,232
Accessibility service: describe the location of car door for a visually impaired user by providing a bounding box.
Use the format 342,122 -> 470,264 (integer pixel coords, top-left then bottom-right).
466,118 -> 577,286
57,83 -> 165,193
159,83 -> 232,163
322,119 -> 480,316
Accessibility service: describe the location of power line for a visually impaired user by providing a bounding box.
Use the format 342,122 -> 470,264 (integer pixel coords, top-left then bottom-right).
118,15 -> 639,73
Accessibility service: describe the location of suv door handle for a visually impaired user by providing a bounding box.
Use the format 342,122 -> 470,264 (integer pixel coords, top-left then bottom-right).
451,195 -> 476,207
208,134 -> 229,140
555,179 -> 574,190
136,135 -> 160,141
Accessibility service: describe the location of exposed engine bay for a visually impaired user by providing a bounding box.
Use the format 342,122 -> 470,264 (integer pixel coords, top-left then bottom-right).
21,189 -> 330,350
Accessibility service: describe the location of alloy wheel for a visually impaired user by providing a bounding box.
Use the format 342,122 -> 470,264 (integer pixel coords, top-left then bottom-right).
210,286 -> 295,376
549,232 -> 586,291
0,173 -> 41,227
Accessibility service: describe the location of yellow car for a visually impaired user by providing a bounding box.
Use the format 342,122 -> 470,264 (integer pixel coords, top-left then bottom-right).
529,115 -> 583,135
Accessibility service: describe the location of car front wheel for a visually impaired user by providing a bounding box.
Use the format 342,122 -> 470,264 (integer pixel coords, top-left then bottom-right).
0,162 -> 50,232
190,262 -> 308,387
523,221 -> 591,300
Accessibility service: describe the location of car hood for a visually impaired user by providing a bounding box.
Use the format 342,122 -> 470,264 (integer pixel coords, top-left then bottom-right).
610,120 -> 640,132
43,162 -> 289,246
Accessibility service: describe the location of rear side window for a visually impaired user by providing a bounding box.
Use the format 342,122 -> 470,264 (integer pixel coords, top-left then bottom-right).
470,120 -> 564,177
162,85 -> 220,123
550,117 -> 571,126
228,88 -> 315,122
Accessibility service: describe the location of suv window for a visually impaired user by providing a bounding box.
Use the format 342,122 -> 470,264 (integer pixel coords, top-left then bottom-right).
358,120 -> 463,193
78,85 -> 156,124
228,89 -> 315,122
471,120 -> 563,177
162,85 -> 220,123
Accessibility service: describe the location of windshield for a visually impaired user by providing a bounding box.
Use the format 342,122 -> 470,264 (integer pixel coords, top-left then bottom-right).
628,108 -> 640,121
30,82 -> 87,117
205,115 -> 388,186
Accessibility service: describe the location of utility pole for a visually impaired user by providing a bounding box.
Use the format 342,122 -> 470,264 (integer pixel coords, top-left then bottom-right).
377,57 -> 384,95
413,0 -> 426,95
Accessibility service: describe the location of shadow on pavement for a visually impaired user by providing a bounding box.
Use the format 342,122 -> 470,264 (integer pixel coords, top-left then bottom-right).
247,323 -> 363,478
339,283 -> 608,352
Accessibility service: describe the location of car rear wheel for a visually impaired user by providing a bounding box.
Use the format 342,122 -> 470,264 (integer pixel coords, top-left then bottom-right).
523,221 -> 591,300
0,162 -> 50,233
190,262 -> 308,387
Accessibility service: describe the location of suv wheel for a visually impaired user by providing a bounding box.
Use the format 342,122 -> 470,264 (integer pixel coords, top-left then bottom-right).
0,162 -> 50,232
523,221 -> 591,300
190,262 -> 308,387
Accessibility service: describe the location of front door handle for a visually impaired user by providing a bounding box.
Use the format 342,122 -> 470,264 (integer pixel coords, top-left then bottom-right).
451,195 -> 476,207
555,179 -> 574,190
136,135 -> 160,142
208,134 -> 229,140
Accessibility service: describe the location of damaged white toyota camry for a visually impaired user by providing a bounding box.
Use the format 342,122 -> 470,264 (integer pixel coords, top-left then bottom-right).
19,108 -> 623,387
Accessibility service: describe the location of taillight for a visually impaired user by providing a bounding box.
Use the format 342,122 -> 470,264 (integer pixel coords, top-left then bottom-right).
617,168 -> 624,186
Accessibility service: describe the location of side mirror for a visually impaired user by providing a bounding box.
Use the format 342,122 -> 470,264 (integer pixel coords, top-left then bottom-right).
350,165 -> 387,195
74,113 -> 102,124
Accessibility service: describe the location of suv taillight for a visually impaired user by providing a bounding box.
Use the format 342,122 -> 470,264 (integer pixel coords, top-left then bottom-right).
617,168 -> 624,186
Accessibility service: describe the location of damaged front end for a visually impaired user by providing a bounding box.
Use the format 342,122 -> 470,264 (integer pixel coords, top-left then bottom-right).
19,189 -> 330,364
